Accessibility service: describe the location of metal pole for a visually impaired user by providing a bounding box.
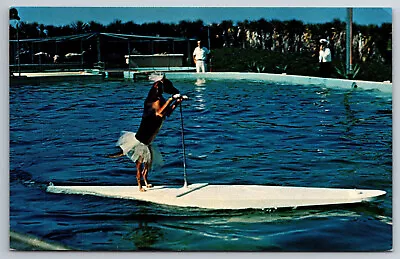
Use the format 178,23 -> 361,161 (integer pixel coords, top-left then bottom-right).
16,22 -> 20,76
208,26 -> 211,50
80,39 -> 84,69
179,103 -> 188,188
127,40 -> 131,74
151,40 -> 154,68
208,25 -> 212,72
96,34 -> 101,63
187,40 -> 191,66
346,8 -> 353,76
31,42 -> 34,64
38,43 -> 42,71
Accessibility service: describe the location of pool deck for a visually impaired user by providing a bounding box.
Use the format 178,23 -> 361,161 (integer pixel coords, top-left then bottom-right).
10,230 -> 72,251
10,71 -> 104,85
9,70 -> 392,94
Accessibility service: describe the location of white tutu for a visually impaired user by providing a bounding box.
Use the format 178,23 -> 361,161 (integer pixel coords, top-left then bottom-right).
116,131 -> 163,168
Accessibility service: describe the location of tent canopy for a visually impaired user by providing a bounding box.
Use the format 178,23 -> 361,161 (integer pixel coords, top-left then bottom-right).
9,32 -> 197,43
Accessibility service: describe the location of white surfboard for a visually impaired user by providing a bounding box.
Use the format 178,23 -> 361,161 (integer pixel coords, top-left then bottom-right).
46,183 -> 386,210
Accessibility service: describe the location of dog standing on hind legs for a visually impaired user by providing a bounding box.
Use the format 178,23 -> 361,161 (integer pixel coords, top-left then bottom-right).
107,75 -> 185,192
136,157 -> 151,189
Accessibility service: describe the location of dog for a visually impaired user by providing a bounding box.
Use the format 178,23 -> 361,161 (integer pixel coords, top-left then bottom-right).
108,76 -> 184,192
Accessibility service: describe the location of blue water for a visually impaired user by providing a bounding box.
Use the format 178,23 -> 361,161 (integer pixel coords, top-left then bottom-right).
9,78 -> 392,251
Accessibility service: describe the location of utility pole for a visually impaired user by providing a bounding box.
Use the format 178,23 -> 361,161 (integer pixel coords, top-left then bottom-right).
207,26 -> 211,50
208,25 -> 212,72
346,8 -> 353,77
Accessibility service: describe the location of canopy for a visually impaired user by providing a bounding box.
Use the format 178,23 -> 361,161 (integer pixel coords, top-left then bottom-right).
9,32 -> 196,43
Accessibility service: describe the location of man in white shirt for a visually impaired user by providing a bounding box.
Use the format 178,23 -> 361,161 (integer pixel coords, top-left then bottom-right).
318,39 -> 332,78
193,41 -> 210,73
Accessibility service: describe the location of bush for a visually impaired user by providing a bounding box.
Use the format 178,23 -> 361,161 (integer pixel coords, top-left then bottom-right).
209,48 -> 391,82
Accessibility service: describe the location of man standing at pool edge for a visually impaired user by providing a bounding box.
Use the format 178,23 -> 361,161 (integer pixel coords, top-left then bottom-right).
108,75 -> 185,192
318,38 -> 332,78
193,40 -> 210,73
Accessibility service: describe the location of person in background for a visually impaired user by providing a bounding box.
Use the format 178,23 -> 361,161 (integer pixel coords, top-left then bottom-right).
319,38 -> 332,78
53,54 -> 60,64
193,40 -> 210,73
107,75 -> 185,192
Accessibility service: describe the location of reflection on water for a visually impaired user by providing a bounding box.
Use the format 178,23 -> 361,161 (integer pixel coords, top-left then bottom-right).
193,82 -> 207,111
343,91 -> 359,132
127,222 -> 164,250
195,78 -> 206,87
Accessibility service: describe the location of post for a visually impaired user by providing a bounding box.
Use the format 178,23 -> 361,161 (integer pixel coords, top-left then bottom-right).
80,39 -> 84,69
96,34 -> 101,64
10,8 -> 21,76
16,22 -> 20,76
127,40 -> 131,72
151,40 -> 154,68
55,41 -> 58,63
208,26 -> 211,50
31,42 -> 34,64
38,43 -> 42,71
346,8 -> 353,76
187,40 -> 191,66
180,104 -> 188,188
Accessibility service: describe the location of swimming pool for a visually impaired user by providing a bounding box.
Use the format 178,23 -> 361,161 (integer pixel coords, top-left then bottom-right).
9,78 -> 392,251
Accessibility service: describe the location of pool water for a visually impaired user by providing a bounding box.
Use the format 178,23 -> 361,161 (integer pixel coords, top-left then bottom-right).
9,79 -> 392,251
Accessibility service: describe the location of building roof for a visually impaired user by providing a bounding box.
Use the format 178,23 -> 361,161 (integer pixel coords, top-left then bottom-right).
9,32 -> 197,43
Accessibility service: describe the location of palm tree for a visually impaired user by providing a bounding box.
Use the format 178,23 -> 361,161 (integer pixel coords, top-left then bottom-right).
70,21 -> 89,34
38,24 -> 46,38
177,20 -> 189,38
257,18 -> 273,33
285,19 -> 304,35
89,21 -> 105,33
9,7 -> 20,21
123,21 -> 138,34
107,19 -> 123,33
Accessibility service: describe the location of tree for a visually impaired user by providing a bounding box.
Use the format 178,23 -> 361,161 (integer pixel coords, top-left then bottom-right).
285,20 -> 304,35
70,21 -> 89,34
9,8 -> 20,21
257,18 -> 273,33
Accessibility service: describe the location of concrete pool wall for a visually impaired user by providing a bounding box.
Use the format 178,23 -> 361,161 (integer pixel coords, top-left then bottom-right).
11,71 -> 392,94
154,72 -> 392,94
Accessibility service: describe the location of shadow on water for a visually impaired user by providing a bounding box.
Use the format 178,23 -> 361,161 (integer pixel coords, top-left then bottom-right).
12,168 -> 391,223
10,166 -> 392,251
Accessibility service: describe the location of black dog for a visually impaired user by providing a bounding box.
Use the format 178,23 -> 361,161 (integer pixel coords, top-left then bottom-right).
108,76 -> 184,192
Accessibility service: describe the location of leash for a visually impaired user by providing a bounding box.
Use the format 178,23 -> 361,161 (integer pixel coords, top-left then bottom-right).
179,102 -> 188,188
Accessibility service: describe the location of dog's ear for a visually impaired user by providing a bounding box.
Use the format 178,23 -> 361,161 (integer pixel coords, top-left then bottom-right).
163,79 -> 180,95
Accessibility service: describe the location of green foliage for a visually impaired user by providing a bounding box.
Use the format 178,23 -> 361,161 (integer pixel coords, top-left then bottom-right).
275,65 -> 288,74
247,61 -> 265,73
8,13 -> 391,82
210,47 -> 391,82
334,63 -> 361,79
357,61 -> 392,82
9,8 -> 20,21
211,48 -> 318,76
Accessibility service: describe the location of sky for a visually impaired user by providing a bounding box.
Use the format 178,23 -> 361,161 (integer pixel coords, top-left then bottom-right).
13,7 -> 392,27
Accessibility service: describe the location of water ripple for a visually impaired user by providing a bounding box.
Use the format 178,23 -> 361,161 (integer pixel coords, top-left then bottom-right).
9,79 -> 392,251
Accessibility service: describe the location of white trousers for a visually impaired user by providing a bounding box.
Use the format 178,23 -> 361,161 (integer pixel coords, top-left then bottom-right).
196,60 -> 207,73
